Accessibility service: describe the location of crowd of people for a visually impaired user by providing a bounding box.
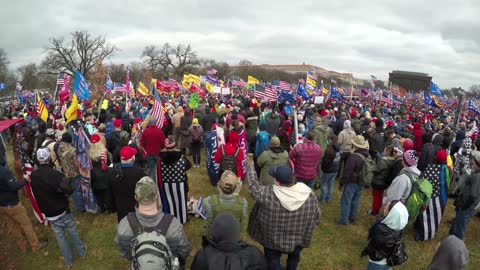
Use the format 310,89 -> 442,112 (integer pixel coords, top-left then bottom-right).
0,90 -> 478,270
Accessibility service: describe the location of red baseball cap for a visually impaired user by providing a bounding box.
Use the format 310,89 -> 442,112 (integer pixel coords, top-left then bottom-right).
90,134 -> 101,144
120,146 -> 137,160
114,119 -> 122,128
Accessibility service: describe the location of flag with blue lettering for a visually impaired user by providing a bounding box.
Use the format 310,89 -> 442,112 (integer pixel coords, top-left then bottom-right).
278,90 -> 295,103
297,83 -> 310,100
430,81 -> 444,97
424,92 -> 440,108
329,86 -> 344,101
73,70 -> 91,100
468,100 -> 480,115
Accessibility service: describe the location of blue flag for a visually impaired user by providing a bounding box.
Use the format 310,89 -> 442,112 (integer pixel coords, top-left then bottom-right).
17,92 -> 26,104
430,81 -> 444,97
297,84 -> 310,101
152,83 -> 161,101
0,83 -> 5,90
278,90 -> 295,103
424,92 -> 439,108
329,86 -> 344,101
468,100 -> 480,115
73,70 -> 91,100
206,75 -> 218,85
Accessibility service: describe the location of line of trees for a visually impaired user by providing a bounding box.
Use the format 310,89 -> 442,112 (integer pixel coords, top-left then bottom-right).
1,30 -> 477,98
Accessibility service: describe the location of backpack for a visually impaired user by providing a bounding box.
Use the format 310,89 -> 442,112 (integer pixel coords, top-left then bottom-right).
205,195 -> 244,236
314,126 -> 330,155
386,232 -> 408,266
191,126 -> 202,143
127,212 -> 175,270
355,153 -> 375,187
403,173 -> 433,223
219,146 -> 239,175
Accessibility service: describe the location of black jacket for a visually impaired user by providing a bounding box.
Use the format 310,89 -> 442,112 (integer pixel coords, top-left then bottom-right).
362,219 -> 402,262
0,166 -> 27,206
321,144 -> 341,173
30,164 -> 73,217
191,237 -> 267,270
200,112 -> 218,132
109,164 -> 146,222
417,143 -> 438,172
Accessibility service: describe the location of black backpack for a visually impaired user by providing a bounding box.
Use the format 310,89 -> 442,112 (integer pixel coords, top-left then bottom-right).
219,145 -> 239,176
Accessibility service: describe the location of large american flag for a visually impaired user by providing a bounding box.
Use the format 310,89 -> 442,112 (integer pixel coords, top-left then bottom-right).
278,81 -> 291,91
232,79 -> 247,88
151,99 -> 165,128
207,67 -> 217,75
57,73 -> 65,86
254,84 -> 276,102
380,91 -> 393,104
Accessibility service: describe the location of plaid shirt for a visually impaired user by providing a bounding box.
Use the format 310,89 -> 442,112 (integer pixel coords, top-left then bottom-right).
289,140 -> 322,180
246,165 -> 321,252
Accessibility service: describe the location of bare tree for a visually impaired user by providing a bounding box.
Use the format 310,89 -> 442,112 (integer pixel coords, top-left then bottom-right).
0,48 -> 9,74
141,43 -> 199,79
17,63 -> 39,90
41,31 -> 118,77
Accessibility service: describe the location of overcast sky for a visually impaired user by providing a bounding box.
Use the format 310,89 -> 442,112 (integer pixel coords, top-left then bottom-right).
1,0 -> 479,89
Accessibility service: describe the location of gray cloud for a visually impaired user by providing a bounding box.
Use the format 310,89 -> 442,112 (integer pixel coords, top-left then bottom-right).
1,0 -> 479,88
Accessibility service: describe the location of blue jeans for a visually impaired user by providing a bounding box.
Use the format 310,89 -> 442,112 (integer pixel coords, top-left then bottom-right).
449,207 -> 476,240
70,176 -> 85,212
146,156 -> 158,180
366,261 -> 390,270
50,213 -> 86,266
339,182 -> 362,224
320,172 -> 337,203
263,245 -> 303,270
296,178 -> 315,189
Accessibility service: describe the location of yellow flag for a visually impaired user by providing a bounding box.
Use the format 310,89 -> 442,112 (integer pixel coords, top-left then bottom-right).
101,99 -> 109,110
137,82 -> 149,96
247,76 -> 259,85
182,74 -> 191,88
65,93 -> 78,124
37,94 -> 48,123
130,87 -> 136,98
205,82 -> 214,93
306,77 -> 317,87
322,87 -> 329,95
188,74 -> 200,86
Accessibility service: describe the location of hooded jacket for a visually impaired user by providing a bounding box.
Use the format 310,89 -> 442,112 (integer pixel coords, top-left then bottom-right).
384,166 -> 421,204
245,116 -> 258,145
257,148 -> 289,185
340,148 -> 369,185
363,202 -> 409,264
418,134 -> 443,172
338,125 -> 357,153
265,112 -> 282,137
427,235 -> 468,270
214,131 -> 244,177
191,213 -> 267,270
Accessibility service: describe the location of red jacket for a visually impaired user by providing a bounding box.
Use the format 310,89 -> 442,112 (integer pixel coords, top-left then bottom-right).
412,122 -> 423,152
141,125 -> 166,156
214,131 -> 244,177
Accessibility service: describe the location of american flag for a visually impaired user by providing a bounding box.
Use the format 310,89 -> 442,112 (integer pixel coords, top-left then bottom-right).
207,67 -> 217,75
151,99 -> 165,128
57,73 -> 65,85
114,82 -> 127,92
254,84 -> 276,102
380,91 -> 393,104
278,81 -> 291,91
232,79 -> 247,88
298,78 -> 305,85
105,74 -> 114,93
125,69 -> 131,94
331,79 -> 337,84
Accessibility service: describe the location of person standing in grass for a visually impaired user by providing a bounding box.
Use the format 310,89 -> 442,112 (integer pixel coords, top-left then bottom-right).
257,136 -> 289,186
361,200 -> 409,270
427,235 -> 468,270
288,130 -> 322,189
30,148 -> 86,269
247,163 -> 320,270
319,135 -> 341,203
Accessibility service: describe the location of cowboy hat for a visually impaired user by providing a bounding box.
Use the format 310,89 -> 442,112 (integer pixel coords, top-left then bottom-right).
351,135 -> 369,150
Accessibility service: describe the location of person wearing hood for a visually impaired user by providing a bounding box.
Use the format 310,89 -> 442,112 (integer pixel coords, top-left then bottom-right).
278,120 -> 293,152
215,131 -> 244,180
178,108 -> 193,154
360,117 -> 372,138
265,109 -> 282,137
313,117 -> 334,159
245,110 -> 259,153
319,135 -> 341,203
199,106 -> 218,133
255,121 -> 271,158
338,120 -> 357,173
159,136 -> 191,224
338,135 -> 370,225
418,132 -> 442,172
361,200 -> 409,270
247,164 -> 320,270
383,150 -> 420,205
191,213 -> 266,270
257,137 -> 289,185
427,235 -> 468,270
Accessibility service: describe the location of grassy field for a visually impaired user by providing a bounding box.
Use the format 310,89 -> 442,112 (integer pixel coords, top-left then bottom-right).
1,150 -> 479,270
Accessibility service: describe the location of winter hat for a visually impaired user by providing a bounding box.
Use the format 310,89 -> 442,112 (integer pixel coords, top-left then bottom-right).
259,121 -> 267,131
90,134 -> 101,144
343,120 -> 351,129
61,133 -> 72,144
45,128 -> 55,137
192,118 -> 199,125
402,138 -> 414,151
268,166 -> 293,185
165,136 -> 176,149
135,177 -> 158,205
270,136 -> 281,147
210,213 -> 241,245
403,150 -> 418,166
436,149 -> 447,164
114,119 -> 122,128
134,117 -> 142,124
